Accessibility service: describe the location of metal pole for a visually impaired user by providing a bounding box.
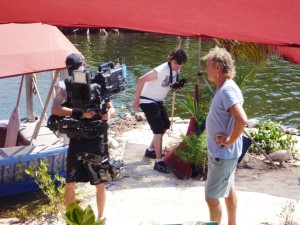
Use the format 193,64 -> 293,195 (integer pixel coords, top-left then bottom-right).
30,70 -> 59,145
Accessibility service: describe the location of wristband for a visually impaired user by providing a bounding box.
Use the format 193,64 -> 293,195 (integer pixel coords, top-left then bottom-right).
72,108 -> 83,118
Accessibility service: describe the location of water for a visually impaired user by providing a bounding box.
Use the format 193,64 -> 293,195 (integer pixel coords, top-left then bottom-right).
0,32 -> 299,129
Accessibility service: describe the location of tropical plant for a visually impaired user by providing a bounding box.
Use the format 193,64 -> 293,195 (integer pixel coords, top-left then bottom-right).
62,202 -> 105,225
249,120 -> 297,154
175,132 -> 208,173
178,93 -> 207,127
214,39 -> 271,88
25,160 -> 65,213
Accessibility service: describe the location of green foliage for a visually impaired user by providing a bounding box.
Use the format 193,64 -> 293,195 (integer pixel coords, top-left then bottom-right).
277,199 -> 298,225
249,120 -> 297,154
214,39 -> 270,88
62,202 -> 105,225
175,132 -> 207,170
178,93 -> 207,126
25,160 -> 65,214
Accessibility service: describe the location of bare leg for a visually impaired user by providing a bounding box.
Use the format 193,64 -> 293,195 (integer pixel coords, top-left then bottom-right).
206,197 -> 222,225
149,135 -> 155,149
153,133 -> 163,159
96,183 -> 106,219
65,182 -> 76,207
225,189 -> 237,225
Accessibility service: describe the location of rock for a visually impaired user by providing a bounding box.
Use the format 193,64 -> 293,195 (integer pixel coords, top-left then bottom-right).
269,149 -> 293,165
247,119 -> 259,128
286,127 -> 299,135
108,136 -> 120,148
135,112 -> 146,121
0,218 -> 19,224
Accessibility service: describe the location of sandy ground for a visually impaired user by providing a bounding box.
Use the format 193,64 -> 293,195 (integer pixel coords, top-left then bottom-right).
99,120 -> 300,225
1,119 -> 299,225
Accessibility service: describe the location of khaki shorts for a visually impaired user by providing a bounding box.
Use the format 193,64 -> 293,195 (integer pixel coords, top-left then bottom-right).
205,155 -> 238,198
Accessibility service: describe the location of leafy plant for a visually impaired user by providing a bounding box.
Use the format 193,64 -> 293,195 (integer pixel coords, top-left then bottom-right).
25,160 -> 65,214
175,132 -> 207,172
214,39 -> 270,88
178,93 -> 207,127
277,199 -> 298,225
62,202 -> 105,225
249,120 -> 297,154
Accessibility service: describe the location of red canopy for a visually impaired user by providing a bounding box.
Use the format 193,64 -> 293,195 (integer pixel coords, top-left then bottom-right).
0,23 -> 81,78
1,1 -> 300,46
1,1 -> 300,64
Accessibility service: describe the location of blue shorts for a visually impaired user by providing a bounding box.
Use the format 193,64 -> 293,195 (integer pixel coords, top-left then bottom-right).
140,102 -> 170,134
205,155 -> 238,198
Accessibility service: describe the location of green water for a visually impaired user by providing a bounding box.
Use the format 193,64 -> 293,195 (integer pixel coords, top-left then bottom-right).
67,32 -> 300,129
1,32 -> 299,129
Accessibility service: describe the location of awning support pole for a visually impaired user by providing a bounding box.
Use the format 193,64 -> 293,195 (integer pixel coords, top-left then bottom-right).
30,70 -> 60,145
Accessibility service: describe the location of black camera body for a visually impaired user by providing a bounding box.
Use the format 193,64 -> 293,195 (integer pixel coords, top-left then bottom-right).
70,70 -> 109,115
170,78 -> 188,91
94,61 -> 126,95
47,69 -> 110,139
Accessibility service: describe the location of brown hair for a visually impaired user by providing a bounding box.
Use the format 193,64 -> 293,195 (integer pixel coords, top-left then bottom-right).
168,48 -> 187,65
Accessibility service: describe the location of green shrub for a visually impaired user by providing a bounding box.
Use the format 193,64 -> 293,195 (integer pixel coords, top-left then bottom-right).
249,120 -> 297,154
62,202 -> 105,225
175,132 -> 207,171
25,160 -> 65,214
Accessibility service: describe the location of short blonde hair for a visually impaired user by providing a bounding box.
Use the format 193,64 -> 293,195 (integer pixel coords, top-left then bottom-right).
202,46 -> 236,79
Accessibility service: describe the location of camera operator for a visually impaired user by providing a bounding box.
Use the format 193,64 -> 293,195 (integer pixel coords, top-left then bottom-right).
51,53 -> 115,222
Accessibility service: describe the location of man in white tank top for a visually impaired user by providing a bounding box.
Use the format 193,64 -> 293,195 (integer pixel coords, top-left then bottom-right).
132,48 -> 187,173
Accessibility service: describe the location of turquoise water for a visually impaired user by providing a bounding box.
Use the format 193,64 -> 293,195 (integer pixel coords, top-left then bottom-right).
0,32 -> 299,129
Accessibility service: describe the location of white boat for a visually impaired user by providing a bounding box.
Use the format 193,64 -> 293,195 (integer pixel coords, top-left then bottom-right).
0,23 -> 81,197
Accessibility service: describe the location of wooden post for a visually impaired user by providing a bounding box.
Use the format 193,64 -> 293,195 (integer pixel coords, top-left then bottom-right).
170,91 -> 176,131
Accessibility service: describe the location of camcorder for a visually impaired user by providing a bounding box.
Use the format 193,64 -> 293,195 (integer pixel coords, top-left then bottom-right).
170,78 -> 188,91
47,69 -> 110,139
48,61 -> 127,139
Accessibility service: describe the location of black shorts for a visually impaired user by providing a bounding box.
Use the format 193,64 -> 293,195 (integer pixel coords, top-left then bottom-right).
140,102 -> 170,134
66,136 -> 107,185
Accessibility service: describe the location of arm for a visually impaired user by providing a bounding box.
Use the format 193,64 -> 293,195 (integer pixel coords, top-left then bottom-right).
51,85 -> 72,116
132,69 -> 158,111
101,100 -> 116,121
215,103 -> 248,147
51,85 -> 95,119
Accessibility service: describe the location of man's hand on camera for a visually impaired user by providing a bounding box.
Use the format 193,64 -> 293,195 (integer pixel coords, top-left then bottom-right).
83,111 -> 96,119
170,78 -> 188,91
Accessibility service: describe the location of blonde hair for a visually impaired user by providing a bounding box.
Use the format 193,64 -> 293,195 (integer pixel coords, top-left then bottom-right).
202,46 -> 236,79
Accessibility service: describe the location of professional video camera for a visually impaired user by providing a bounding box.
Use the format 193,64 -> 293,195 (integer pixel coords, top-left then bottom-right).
47,69 -> 110,139
77,152 -> 124,182
93,61 -> 127,95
